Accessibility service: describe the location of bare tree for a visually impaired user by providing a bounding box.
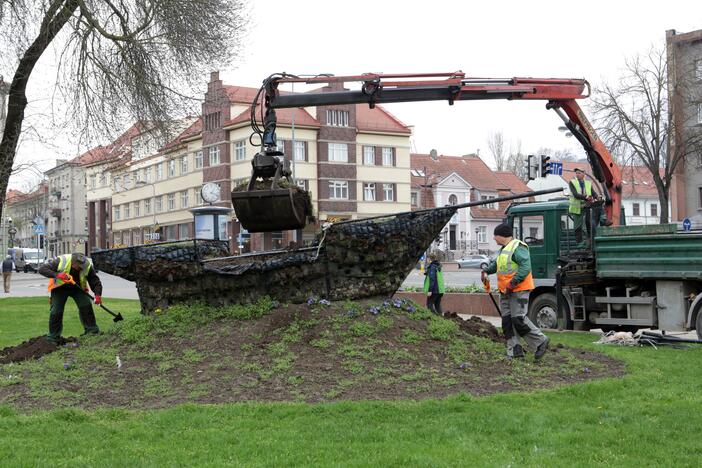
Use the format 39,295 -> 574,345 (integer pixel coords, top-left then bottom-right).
505,139 -> 527,181
591,45 -> 702,223
486,131 -> 507,171
0,0 -> 248,211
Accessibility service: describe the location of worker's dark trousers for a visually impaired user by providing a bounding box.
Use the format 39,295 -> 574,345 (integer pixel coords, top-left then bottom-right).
426,293 -> 443,315
47,285 -> 99,343
499,291 -> 547,357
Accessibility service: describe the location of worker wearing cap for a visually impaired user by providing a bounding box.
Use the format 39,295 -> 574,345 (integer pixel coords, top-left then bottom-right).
481,223 -> 549,360
38,252 -> 103,344
569,168 -> 612,243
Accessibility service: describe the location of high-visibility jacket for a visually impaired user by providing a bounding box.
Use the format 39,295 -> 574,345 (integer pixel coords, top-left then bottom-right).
569,177 -> 592,215
47,254 -> 93,291
496,239 -> 534,293
423,262 -> 445,294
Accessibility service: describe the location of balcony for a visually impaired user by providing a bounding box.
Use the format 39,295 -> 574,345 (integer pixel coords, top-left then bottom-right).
50,208 -> 62,219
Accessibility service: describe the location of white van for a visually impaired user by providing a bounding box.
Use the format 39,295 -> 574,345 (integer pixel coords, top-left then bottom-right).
15,248 -> 46,273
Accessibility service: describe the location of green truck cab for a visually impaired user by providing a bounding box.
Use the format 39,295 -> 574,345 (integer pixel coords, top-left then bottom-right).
505,200 -> 702,339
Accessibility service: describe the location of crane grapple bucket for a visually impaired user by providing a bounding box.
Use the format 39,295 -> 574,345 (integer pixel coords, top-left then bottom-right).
232,187 -> 310,232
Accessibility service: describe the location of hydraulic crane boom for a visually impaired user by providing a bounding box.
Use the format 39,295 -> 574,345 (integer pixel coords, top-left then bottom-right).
235,72 -> 623,232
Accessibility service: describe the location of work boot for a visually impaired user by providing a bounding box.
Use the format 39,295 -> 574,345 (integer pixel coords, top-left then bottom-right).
535,337 -> 550,360
513,344 -> 525,359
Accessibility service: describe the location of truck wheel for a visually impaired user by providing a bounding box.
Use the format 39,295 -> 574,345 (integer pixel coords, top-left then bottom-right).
23,265 -> 28,273
529,293 -> 572,330
696,310 -> 702,341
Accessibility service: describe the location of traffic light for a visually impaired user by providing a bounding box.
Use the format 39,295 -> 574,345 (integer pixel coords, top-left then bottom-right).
527,154 -> 538,180
539,155 -> 551,177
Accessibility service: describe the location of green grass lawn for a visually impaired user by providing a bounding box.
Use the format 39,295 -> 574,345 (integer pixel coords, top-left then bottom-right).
0,296 -> 143,348
1,297 -> 701,466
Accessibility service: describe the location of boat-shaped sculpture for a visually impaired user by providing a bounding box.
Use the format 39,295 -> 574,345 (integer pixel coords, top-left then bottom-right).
92,188 -> 560,314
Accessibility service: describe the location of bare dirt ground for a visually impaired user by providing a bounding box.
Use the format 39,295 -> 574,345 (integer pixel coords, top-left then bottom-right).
0,299 -> 625,411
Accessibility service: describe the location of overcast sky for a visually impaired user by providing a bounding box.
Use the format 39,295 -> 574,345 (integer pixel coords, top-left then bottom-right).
6,0 -> 701,190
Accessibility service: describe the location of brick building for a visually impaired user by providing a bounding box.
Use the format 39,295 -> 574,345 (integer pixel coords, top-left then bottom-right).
666,28 -> 702,226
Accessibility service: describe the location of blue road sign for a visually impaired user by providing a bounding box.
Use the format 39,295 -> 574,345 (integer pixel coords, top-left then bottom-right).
33,225 -> 44,235
682,218 -> 692,232
550,162 -> 563,176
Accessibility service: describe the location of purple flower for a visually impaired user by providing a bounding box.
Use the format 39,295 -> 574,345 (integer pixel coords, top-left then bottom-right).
382,300 -> 391,307
319,299 -> 331,306
393,299 -> 403,308
406,305 -> 416,313
307,297 -> 317,306
459,363 -> 466,369
368,306 -> 380,315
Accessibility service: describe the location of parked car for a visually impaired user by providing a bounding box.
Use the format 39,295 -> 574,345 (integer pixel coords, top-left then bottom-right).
456,254 -> 491,270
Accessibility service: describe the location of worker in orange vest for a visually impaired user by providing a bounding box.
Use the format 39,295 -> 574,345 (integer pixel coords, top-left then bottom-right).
481,223 -> 549,360
38,252 -> 103,344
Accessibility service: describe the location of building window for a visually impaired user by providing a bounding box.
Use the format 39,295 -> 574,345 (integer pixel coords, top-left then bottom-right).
382,147 -> 393,166
650,203 -> 658,217
411,192 -> 418,206
195,151 -> 203,169
328,143 -> 348,162
204,111 -> 221,131
699,187 -> 702,208
329,180 -> 348,199
181,155 -> 188,174
123,173 -> 130,189
234,140 -> 246,161
145,198 -> 151,215
181,190 -> 189,209
156,163 -> 163,181
326,109 -> 349,127
448,194 -> 458,205
179,223 -> 189,240
209,146 -> 220,165
276,139 -> 285,152
480,195 -> 497,209
134,201 -> 140,217
145,166 -> 152,183
168,193 -> 176,211
698,103 -> 702,125
166,225 -> 177,241
383,183 -> 394,201
89,175 -> 96,189
155,196 -> 163,213
696,59 -> 702,81
296,179 -> 307,190
364,183 -> 376,201
293,141 -> 305,161
168,159 -> 176,178
477,225 -> 487,243
633,203 -> 640,216
363,146 -> 375,165
113,206 -> 121,221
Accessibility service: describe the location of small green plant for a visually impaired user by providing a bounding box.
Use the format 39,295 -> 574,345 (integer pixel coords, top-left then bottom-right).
349,321 -> 376,337
400,330 -> 423,344
143,377 -> 174,398
427,317 -> 459,341
181,349 -> 204,363
311,338 -> 332,349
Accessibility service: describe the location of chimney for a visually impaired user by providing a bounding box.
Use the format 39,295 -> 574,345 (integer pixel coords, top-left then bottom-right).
430,149 -> 438,161
210,71 -> 220,82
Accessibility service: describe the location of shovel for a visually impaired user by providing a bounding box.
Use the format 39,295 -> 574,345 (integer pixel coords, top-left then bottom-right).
65,276 -> 124,322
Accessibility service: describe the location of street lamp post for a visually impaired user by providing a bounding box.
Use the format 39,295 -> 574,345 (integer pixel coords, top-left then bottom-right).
474,227 -> 479,253
7,217 -> 16,248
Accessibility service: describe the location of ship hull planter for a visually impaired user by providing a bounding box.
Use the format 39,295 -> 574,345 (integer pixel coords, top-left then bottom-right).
92,208 -> 457,314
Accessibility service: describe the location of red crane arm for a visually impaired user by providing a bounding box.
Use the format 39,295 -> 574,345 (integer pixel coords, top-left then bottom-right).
258,73 -> 623,224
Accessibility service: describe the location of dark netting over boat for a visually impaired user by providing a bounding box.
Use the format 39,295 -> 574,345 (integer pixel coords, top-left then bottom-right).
91,207 -> 457,314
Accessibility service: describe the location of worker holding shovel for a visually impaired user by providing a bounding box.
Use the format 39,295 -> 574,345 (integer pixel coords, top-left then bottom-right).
39,252 -> 103,344
481,224 -> 549,360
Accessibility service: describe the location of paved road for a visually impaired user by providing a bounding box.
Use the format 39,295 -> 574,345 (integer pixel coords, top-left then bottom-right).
402,268 -> 483,288
0,271 -> 139,300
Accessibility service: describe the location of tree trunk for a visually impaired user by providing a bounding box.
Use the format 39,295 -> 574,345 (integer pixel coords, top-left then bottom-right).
658,191 -> 670,225
0,0 -> 79,210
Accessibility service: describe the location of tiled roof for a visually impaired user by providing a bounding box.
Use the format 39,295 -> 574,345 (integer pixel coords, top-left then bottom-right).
223,85 -> 260,104
5,189 -> 25,203
71,145 -> 109,165
161,117 -> 203,152
227,104 -> 320,128
494,171 -> 531,194
356,104 -> 411,134
410,153 -> 509,191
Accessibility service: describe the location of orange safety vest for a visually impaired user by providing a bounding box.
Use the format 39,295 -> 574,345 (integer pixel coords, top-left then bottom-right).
496,239 -> 535,293
47,254 -> 93,292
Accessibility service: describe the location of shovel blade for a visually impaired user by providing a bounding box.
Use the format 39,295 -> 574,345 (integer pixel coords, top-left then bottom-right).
113,314 -> 124,322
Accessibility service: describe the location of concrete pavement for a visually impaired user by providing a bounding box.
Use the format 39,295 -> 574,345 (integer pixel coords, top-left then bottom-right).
0,271 -> 139,300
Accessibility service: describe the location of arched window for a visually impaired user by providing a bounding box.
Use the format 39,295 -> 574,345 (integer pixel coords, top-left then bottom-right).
448,194 -> 458,205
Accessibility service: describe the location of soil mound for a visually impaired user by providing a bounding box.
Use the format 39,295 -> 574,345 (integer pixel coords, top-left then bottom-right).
0,336 -> 76,364
0,299 -> 625,411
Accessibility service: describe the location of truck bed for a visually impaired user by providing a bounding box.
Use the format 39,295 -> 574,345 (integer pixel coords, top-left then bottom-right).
595,224 -> 702,280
